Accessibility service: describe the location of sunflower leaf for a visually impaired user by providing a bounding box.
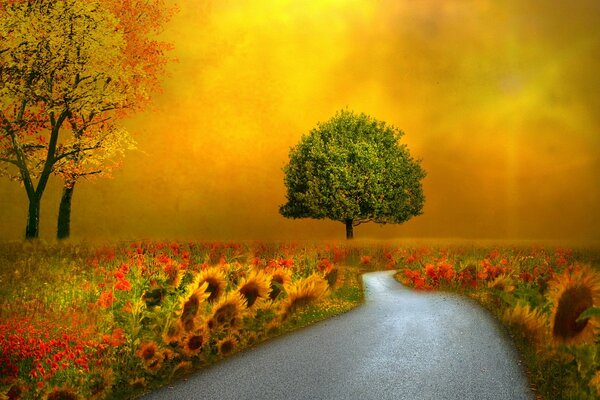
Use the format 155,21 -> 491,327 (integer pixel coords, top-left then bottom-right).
576,306 -> 600,322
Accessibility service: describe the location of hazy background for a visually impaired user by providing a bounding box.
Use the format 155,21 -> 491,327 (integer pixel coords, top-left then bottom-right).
1,0 -> 599,242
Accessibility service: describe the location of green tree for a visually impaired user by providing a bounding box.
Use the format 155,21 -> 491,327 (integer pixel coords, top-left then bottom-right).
279,109 -> 426,239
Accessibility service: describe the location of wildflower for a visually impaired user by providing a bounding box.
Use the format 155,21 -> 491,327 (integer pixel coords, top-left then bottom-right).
193,268 -> 227,303
135,341 -> 164,373
114,278 -> 132,292
269,268 -> 292,300
180,328 -> 208,358
43,387 -> 79,400
128,377 -> 146,389
279,257 -> 294,268
280,274 -> 328,319
178,282 -> 210,323
502,303 -> 547,346
142,288 -> 166,308
89,369 -> 114,400
162,320 -> 184,346
97,291 -> 116,308
171,361 -> 193,377
102,328 -> 126,347
317,258 -> 333,273
487,275 -> 515,293
6,383 -> 26,400
236,270 -> 271,308
548,266 -> 600,345
210,292 -> 247,329
360,256 -> 371,265
217,335 -> 238,356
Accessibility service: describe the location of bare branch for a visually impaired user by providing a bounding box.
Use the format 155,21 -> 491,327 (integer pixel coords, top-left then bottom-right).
0,157 -> 19,166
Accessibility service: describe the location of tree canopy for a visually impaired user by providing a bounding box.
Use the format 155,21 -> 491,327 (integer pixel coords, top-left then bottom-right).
0,0 -> 174,239
279,109 -> 426,239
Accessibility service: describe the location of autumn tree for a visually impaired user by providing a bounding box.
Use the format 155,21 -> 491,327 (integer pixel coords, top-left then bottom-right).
280,110 -> 426,239
0,0 -> 173,239
53,0 -> 174,239
54,121 -> 135,239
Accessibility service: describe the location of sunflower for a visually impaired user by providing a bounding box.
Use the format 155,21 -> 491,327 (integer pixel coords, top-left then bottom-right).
487,274 -> 515,293
171,361 -> 194,378
135,341 -> 164,373
178,281 -> 209,322
162,319 -> 184,346
5,383 -> 26,400
217,335 -> 239,356
589,370 -> 600,396
548,266 -> 600,345
280,274 -> 328,319
128,377 -> 146,390
210,291 -> 247,330
180,326 -> 209,358
269,268 -> 292,300
43,387 -> 79,400
89,368 -> 114,400
236,270 -> 271,308
502,303 -> 547,346
142,287 -> 167,309
193,267 -> 228,303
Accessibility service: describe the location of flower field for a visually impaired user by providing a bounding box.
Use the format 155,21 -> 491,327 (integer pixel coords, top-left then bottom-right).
0,241 -> 372,399
0,241 -> 599,400
396,245 -> 600,400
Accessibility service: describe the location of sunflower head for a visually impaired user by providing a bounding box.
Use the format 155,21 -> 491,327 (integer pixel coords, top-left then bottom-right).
236,270 -> 271,308
172,361 -> 194,378
180,327 -> 209,358
135,341 -> 164,373
280,274 -> 328,320
487,274 -> 515,293
6,383 -> 26,400
194,267 -> 227,303
502,303 -> 547,346
162,319 -> 184,346
43,387 -> 79,400
128,377 -> 147,389
178,281 -> 209,320
142,287 -> 167,309
217,335 -> 239,356
548,266 -> 600,345
88,368 -> 115,400
210,292 -> 248,329
269,268 -> 292,300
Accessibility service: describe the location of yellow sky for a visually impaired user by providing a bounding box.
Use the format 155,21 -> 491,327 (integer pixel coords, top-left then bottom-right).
1,0 -> 599,241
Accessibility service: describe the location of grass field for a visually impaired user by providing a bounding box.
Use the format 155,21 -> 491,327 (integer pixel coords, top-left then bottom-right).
0,240 -> 599,399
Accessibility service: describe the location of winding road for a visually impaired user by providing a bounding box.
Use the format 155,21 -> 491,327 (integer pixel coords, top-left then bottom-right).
144,271 -> 534,400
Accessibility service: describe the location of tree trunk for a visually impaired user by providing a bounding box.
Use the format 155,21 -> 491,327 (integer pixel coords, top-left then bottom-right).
345,219 -> 354,240
57,183 -> 75,240
25,195 -> 41,240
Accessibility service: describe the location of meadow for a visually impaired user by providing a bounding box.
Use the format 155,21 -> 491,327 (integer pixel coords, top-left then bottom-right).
0,240 -> 599,400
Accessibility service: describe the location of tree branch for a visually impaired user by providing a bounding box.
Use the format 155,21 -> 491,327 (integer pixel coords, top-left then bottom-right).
54,144 -> 103,162
0,157 -> 19,166
353,219 -> 372,227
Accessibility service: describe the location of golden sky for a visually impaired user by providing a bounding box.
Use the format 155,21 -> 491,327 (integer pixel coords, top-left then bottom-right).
1,0 -> 599,241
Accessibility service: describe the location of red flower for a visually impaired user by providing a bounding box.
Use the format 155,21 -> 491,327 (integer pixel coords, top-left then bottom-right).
318,258 -> 333,273
97,291 -> 116,308
114,278 -> 132,292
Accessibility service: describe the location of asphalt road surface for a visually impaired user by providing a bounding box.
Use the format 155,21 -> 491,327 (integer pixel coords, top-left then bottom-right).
143,270 -> 534,400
